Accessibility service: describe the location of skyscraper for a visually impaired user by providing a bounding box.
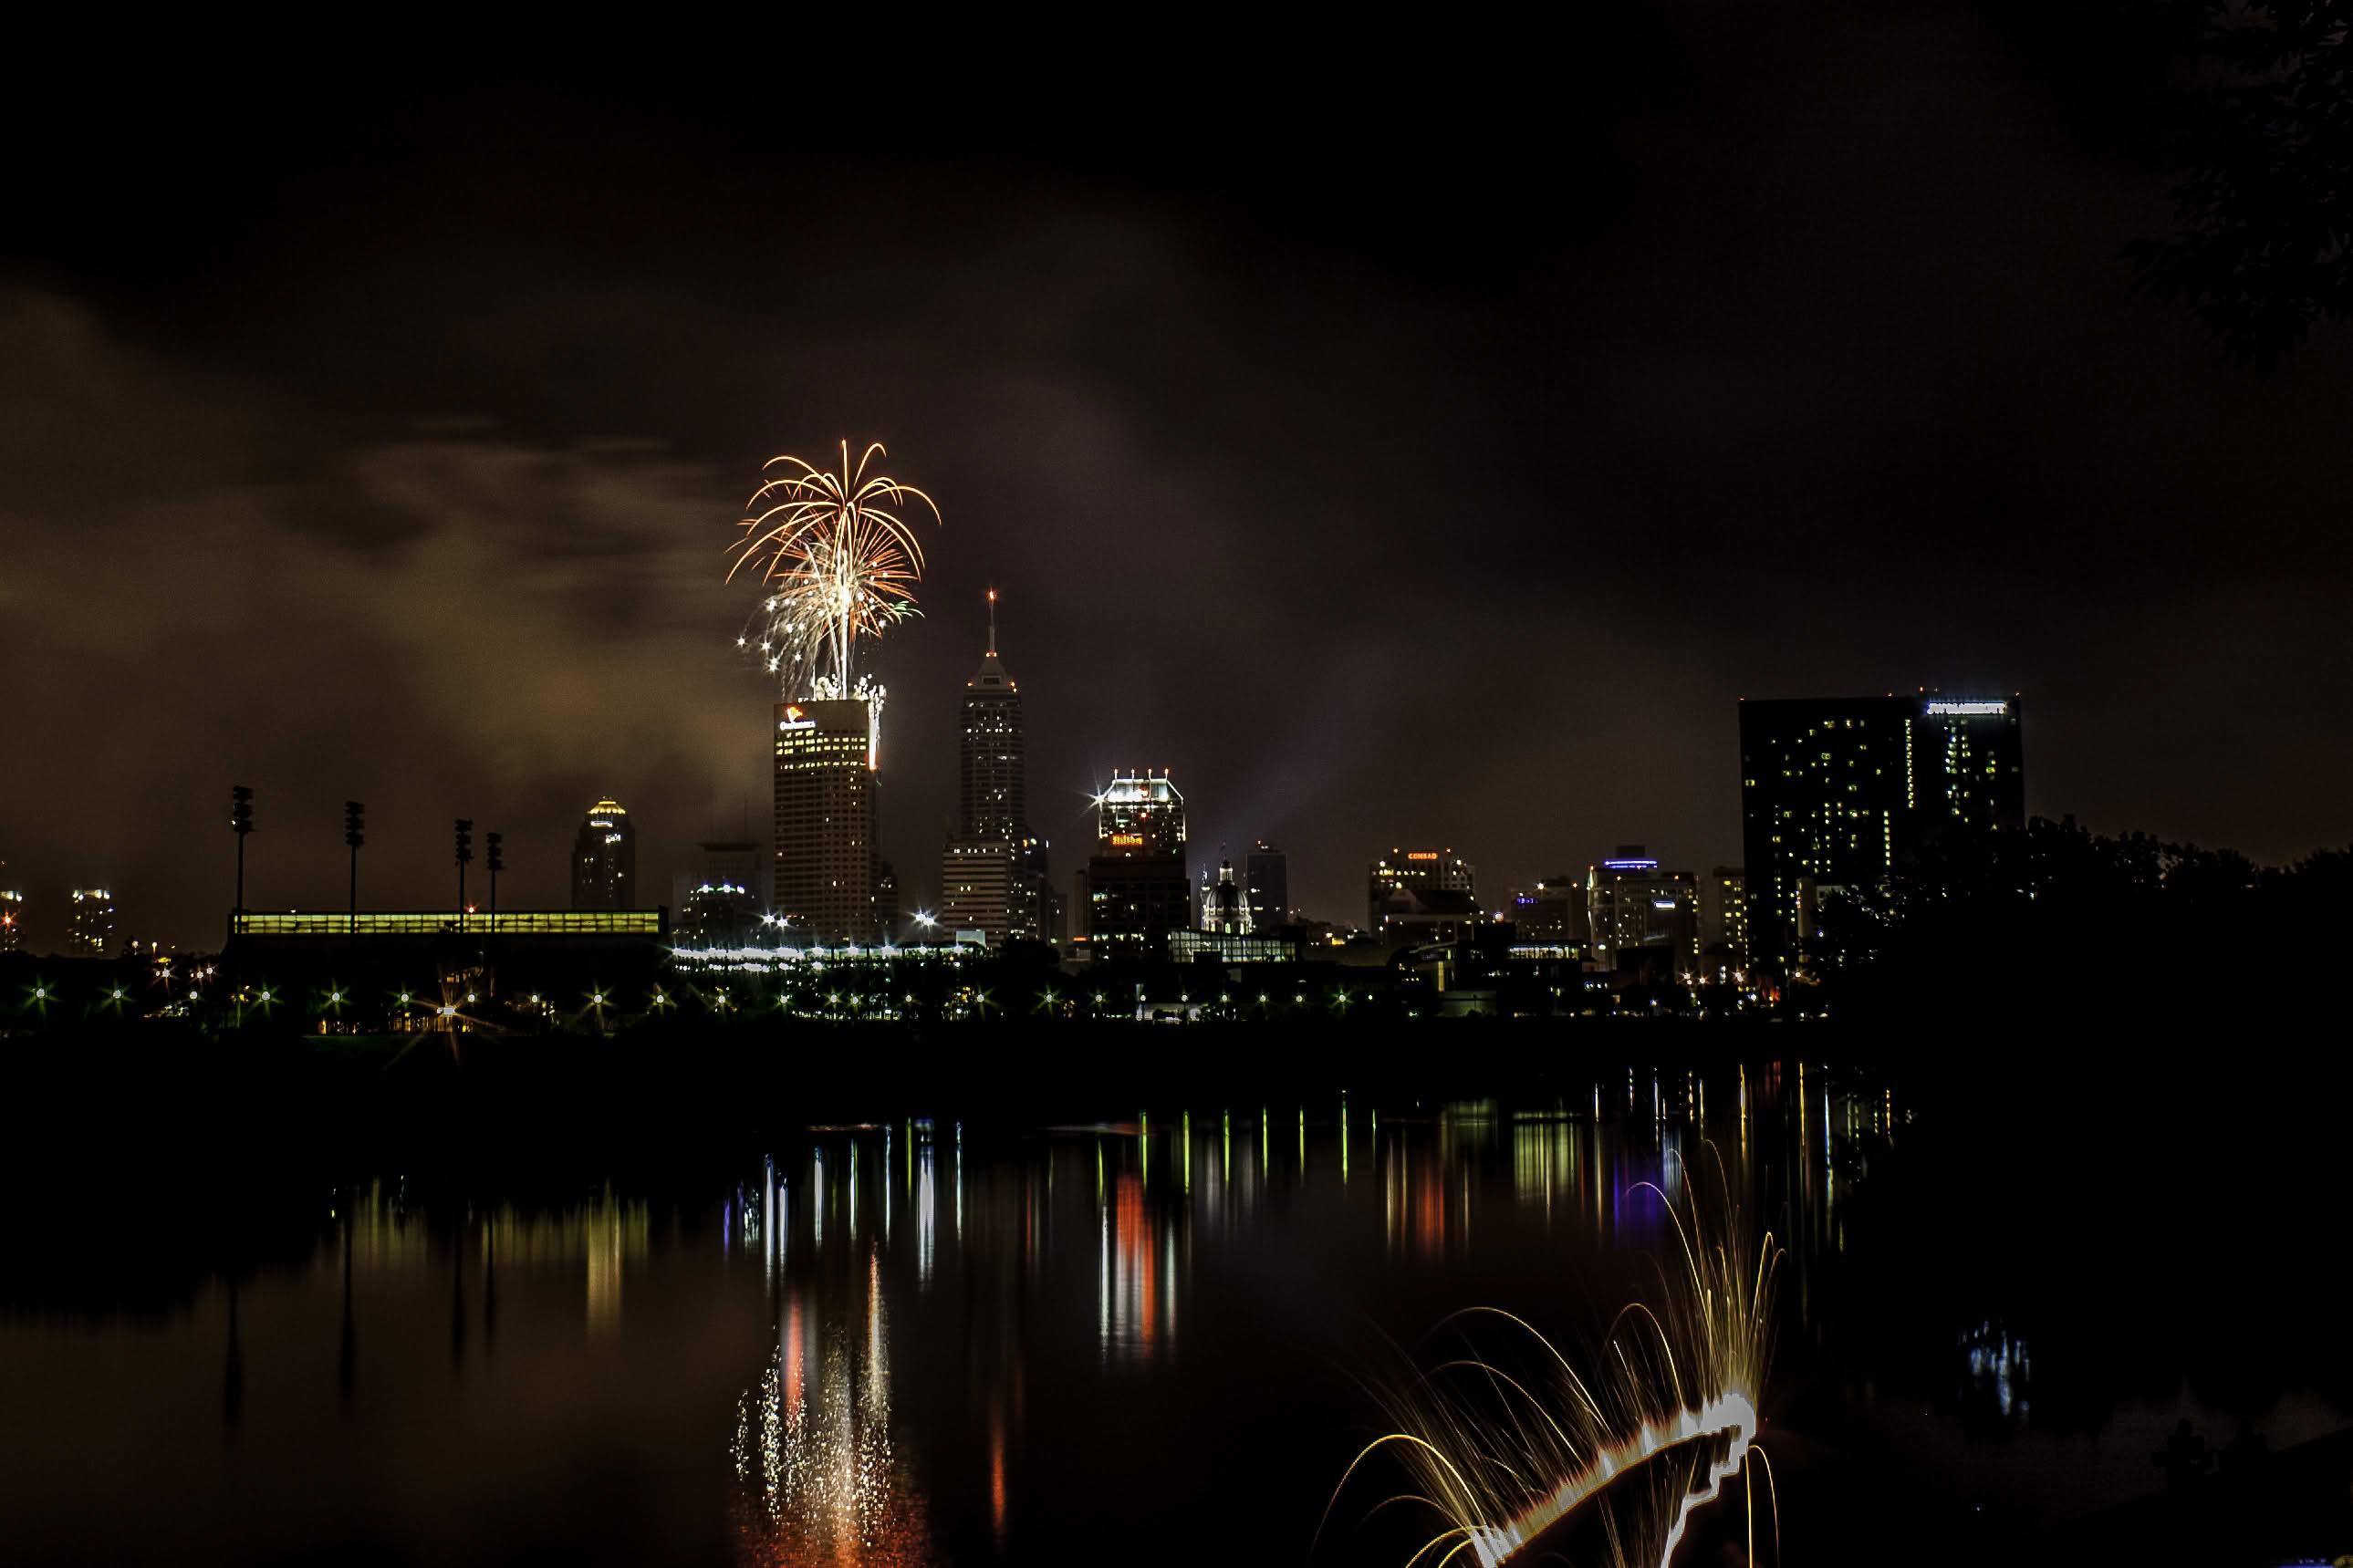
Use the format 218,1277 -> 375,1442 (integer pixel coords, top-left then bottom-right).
938,591 -> 1046,945
68,886 -> 116,957
1079,771 -> 1190,954
571,798 -> 636,910
676,839 -> 762,948
1698,866 -> 1748,983
1367,847 -> 1475,930
961,591 -> 1024,840
1584,848 -> 1697,976
774,698 -> 881,943
1244,840 -> 1289,929
1738,691 -> 2025,976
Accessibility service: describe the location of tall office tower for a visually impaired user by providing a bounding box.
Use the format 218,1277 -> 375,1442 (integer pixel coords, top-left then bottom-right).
676,839 -> 762,948
1015,833 -> 1053,941
938,592 -> 1046,945
68,886 -> 117,957
1244,840 -> 1289,929
0,872 -> 22,953
1082,771 -> 1190,954
1698,866 -> 1748,983
961,592 -> 1024,839
1584,848 -> 1698,975
1366,847 -> 1476,930
571,798 -> 636,909
775,699 -> 880,943
1200,857 -> 1250,934
1738,691 -> 2025,976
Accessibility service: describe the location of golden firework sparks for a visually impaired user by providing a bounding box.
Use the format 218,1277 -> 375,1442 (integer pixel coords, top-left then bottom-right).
728,441 -> 940,699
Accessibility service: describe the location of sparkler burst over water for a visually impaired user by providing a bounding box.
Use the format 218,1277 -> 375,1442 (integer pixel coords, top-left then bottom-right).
728,441 -> 941,700
1327,1147 -> 1781,1568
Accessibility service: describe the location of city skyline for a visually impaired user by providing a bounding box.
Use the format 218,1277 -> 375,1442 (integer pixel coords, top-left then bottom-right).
0,667 -> 2305,952
5,15 -> 2348,1568
7,16 -> 2349,947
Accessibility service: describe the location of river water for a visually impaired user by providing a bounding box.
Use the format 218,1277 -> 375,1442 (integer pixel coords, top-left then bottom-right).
2,1056 -> 2341,1565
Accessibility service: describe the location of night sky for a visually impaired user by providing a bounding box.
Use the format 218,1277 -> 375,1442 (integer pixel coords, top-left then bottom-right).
5,8 -> 2348,949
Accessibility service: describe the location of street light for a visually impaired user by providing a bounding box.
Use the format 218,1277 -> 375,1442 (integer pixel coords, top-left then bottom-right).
230,784 -> 255,913
343,801 -> 365,935
453,819 -> 474,930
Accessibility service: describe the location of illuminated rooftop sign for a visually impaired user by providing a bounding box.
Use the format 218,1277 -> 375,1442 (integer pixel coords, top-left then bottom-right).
1601,858 -> 1659,872
1405,851 -> 1440,862
1108,832 -> 1145,847
1924,700 -> 2007,716
778,703 -> 812,730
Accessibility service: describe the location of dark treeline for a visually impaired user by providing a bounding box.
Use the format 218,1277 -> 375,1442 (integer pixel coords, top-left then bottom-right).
1813,814 -> 2351,1027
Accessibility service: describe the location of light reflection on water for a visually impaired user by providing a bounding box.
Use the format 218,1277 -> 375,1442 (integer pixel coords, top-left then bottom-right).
9,1060 -> 2341,1568
708,1068 -> 1869,1563
733,1246 -> 931,1568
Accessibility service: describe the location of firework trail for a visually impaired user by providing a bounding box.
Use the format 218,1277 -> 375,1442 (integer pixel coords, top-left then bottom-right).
1326,1145 -> 1781,1568
728,441 -> 940,699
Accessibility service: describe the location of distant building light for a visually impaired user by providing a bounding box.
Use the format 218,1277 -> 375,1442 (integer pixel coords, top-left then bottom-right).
1602,858 -> 1660,872
1924,700 -> 2007,716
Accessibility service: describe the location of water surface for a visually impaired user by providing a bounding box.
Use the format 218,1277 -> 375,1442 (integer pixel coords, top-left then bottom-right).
3,1057 -> 2340,1565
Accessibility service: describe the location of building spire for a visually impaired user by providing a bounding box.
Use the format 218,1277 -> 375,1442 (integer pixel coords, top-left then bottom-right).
986,587 -> 997,656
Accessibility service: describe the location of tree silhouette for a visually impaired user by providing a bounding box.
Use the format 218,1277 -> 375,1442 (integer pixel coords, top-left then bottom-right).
2129,1 -> 2353,369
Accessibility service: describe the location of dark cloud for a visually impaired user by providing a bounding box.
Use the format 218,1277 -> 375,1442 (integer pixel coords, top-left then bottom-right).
4,4 -> 2348,947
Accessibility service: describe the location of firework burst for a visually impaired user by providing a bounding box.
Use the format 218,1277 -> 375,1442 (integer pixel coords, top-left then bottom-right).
1326,1145 -> 1781,1568
728,441 -> 940,699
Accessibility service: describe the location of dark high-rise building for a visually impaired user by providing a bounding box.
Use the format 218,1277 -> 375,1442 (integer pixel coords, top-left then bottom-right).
676,839 -> 762,948
774,699 -> 880,943
68,886 -> 116,957
1504,876 -> 1586,944
1244,840 -> 1289,929
571,798 -> 636,910
938,592 -> 1046,945
1079,771 -> 1189,955
1739,692 -> 2025,976
960,591 -> 1024,840
697,839 -> 761,893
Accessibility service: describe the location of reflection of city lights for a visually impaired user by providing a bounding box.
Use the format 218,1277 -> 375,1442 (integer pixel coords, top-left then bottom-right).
1098,1173 -> 1176,1361
917,1145 -> 936,1285
732,1259 -> 931,1566
988,1406 -> 1008,1543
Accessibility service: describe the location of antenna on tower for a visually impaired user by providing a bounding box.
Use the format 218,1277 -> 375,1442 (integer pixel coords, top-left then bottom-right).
986,587 -> 998,655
